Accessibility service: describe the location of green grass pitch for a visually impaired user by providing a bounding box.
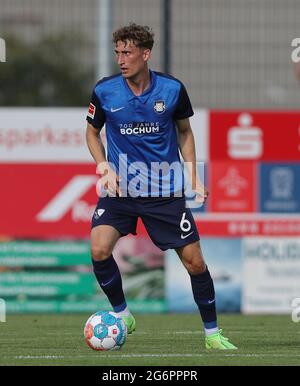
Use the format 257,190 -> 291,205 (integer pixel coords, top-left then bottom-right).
0,313 -> 299,366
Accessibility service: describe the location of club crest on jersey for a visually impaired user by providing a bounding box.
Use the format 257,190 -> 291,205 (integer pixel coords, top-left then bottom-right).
87,103 -> 96,119
154,100 -> 166,114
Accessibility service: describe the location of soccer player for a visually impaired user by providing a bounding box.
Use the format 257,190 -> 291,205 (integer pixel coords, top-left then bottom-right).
86,23 -> 237,349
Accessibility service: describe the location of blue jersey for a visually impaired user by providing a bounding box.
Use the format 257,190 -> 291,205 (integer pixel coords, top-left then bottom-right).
86,70 -> 194,197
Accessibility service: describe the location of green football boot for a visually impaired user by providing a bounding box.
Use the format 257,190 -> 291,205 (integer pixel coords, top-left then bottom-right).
122,314 -> 136,335
205,329 -> 237,350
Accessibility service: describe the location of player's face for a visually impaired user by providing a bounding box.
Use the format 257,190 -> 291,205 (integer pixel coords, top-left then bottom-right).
114,40 -> 151,79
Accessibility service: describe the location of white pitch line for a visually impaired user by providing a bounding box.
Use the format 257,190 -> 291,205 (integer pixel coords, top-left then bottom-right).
10,353 -> 300,360
3,330 -> 290,339
14,355 -> 65,359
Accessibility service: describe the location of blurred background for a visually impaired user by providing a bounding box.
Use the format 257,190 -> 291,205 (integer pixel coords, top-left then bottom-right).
0,0 -> 300,317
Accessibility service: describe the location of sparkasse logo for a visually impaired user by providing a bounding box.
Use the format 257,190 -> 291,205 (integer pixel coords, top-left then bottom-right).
227,113 -> 263,159
0,38 -> 6,62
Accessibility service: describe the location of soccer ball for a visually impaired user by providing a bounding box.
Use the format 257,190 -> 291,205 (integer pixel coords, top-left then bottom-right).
84,311 -> 127,351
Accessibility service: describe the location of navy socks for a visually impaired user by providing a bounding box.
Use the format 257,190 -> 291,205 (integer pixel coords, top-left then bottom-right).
189,266 -> 217,329
92,255 -> 127,312
92,255 -> 217,329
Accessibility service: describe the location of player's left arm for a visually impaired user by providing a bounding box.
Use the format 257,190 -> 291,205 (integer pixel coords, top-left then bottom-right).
176,118 -> 209,203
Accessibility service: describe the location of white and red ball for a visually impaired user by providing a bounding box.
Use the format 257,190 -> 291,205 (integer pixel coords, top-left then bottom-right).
84,311 -> 127,351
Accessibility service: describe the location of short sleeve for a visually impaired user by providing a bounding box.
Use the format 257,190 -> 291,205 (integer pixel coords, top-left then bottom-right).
86,89 -> 106,129
173,83 -> 194,120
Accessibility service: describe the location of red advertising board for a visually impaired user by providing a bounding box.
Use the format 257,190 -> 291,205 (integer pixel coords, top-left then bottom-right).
0,163 -> 157,239
0,164 -> 98,238
209,161 -> 256,212
210,111 -> 300,161
1,161 -> 300,238
193,215 -> 300,237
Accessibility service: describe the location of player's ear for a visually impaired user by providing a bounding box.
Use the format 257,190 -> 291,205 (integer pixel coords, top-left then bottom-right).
143,48 -> 151,62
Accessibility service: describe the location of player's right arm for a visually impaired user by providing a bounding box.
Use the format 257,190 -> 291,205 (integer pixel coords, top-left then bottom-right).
86,122 -> 121,196
86,122 -> 106,165
86,88 -> 122,196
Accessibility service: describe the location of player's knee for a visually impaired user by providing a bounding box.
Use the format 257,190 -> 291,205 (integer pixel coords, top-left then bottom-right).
186,258 -> 206,275
91,243 -> 113,261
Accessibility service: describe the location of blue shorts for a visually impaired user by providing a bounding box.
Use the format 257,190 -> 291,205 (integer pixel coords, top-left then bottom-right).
91,196 -> 200,251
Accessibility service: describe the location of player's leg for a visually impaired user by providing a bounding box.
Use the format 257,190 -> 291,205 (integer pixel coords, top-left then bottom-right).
140,196 -> 236,349
175,240 -> 237,349
91,224 -> 125,310
175,241 -> 217,331
90,197 -> 138,333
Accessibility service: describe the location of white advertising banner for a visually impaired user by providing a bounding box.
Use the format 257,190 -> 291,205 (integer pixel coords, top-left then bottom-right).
190,109 -> 208,161
0,108 -> 208,163
0,108 -> 92,163
242,237 -> 300,314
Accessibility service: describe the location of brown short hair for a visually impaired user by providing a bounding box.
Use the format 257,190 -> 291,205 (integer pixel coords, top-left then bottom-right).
112,23 -> 154,50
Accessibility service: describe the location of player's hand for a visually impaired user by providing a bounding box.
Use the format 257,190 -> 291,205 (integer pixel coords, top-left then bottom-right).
193,184 -> 209,204
96,161 -> 122,197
